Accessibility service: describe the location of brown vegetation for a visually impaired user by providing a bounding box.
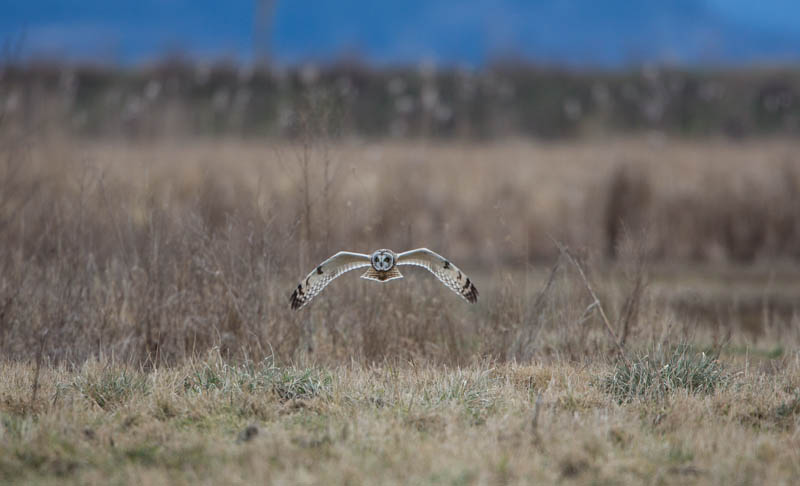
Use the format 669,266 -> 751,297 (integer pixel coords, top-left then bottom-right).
0,353 -> 799,484
0,129 -> 799,483
0,135 -> 799,364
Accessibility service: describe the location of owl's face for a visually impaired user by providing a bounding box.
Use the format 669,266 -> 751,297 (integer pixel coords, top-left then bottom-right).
371,249 -> 395,271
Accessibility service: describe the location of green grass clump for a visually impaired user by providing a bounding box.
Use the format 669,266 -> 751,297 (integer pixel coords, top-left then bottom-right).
602,344 -> 729,402
72,368 -> 150,410
272,367 -> 331,401
422,368 -> 499,423
772,391 -> 800,426
182,358 -> 331,401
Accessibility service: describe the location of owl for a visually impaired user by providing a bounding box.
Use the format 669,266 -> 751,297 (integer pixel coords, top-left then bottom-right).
290,248 -> 479,310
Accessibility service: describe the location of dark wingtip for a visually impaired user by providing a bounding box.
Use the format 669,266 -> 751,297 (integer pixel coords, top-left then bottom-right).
464,282 -> 479,304
290,286 -> 305,310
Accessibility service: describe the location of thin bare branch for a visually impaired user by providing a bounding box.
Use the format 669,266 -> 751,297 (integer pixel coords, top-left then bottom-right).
549,236 -> 629,363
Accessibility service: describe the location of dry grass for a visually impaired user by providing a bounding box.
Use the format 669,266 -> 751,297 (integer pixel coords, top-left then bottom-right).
1,133 -> 799,483
0,136 -> 798,364
1,354 -> 799,485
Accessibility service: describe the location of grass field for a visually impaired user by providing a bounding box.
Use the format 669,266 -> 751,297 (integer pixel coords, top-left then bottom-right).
1,353 -> 799,484
0,135 -> 799,484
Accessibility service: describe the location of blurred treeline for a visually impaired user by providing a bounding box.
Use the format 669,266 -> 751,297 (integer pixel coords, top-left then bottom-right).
1,59 -> 799,139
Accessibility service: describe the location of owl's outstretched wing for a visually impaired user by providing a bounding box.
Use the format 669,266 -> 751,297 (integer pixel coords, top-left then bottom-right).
396,248 -> 478,303
290,251 -> 372,310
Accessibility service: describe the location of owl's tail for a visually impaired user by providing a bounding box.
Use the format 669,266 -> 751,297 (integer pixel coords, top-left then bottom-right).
361,267 -> 403,282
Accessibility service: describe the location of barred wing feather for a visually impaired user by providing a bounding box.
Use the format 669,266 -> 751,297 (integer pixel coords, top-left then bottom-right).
396,248 -> 479,303
290,252 -> 371,310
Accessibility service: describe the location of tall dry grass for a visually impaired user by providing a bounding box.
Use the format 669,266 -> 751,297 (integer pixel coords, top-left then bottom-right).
0,132 -> 798,366
3,62 -> 800,485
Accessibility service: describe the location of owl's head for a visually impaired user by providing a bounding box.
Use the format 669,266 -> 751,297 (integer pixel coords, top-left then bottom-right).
371,249 -> 395,271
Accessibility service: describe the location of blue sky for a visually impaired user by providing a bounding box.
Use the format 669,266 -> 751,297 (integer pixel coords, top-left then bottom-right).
2,0 -> 799,67
706,0 -> 800,34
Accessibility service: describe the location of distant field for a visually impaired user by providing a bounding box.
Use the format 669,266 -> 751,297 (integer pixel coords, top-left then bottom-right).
0,136 -> 798,361
0,135 -> 799,483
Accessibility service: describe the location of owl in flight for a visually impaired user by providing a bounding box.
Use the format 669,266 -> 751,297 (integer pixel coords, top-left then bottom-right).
290,248 -> 479,310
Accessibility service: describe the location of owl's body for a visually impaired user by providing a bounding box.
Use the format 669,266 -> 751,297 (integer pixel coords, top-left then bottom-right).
290,248 -> 478,310
360,249 -> 402,282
